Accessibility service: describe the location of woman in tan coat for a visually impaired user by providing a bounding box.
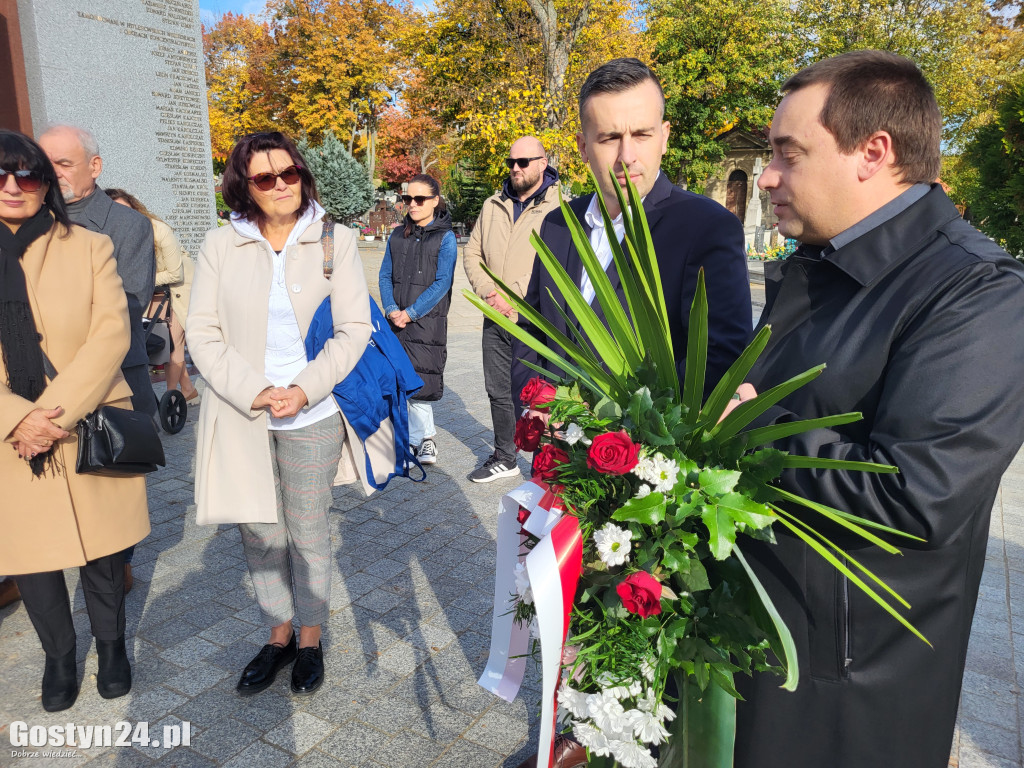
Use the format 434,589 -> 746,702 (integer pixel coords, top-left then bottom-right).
187,131 -> 371,698
0,130 -> 149,711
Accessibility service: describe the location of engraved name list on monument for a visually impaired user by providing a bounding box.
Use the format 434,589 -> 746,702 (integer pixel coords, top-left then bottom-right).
73,0 -> 214,254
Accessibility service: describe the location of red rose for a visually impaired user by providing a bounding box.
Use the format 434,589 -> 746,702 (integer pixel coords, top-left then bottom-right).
532,443 -> 569,482
616,571 -> 663,618
514,415 -> 546,452
517,507 -> 531,525
586,430 -> 640,475
520,377 -> 558,409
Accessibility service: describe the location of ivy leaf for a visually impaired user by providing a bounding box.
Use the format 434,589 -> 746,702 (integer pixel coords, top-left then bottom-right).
594,396 -> 622,421
698,468 -> 742,497
662,545 -> 695,571
612,493 -> 667,525
738,448 -> 787,484
716,492 -> 775,530
701,503 -> 738,560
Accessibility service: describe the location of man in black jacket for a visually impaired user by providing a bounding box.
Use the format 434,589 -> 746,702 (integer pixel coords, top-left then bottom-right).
730,50 -> 1024,768
511,59 -> 751,407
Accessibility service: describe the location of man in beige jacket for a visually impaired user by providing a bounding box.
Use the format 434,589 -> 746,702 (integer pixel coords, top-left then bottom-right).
464,136 -> 560,483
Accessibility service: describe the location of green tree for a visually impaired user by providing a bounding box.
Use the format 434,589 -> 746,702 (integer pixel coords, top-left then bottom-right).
648,0 -> 799,188
297,131 -> 376,222
793,0 -> 1024,148
960,79 -> 1024,256
443,161 -> 494,227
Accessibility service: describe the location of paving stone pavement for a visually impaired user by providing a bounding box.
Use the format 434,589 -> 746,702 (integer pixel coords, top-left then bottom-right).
0,243 -> 1019,767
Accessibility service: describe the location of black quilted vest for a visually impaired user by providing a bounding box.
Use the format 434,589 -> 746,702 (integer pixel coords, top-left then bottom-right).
387,210 -> 453,401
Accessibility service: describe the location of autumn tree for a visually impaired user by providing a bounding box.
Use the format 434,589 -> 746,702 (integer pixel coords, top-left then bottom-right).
648,0 -> 798,187
267,0 -> 409,178
376,108 -> 450,186
203,12 -> 277,163
406,0 -> 643,189
792,0 -> 1024,148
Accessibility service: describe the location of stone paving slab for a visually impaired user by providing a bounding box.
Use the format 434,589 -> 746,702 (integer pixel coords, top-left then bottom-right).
0,244 -> 1018,767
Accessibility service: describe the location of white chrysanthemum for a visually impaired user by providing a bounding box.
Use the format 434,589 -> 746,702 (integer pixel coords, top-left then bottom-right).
596,673 -> 642,700
651,456 -> 679,493
573,721 -> 612,757
609,738 -> 658,768
639,660 -> 656,683
513,562 -> 533,604
632,454 -> 659,484
593,523 -> 633,567
586,691 -> 631,737
635,483 -> 652,499
627,708 -> 671,745
655,700 -> 676,722
563,423 -> 591,446
558,683 -> 588,719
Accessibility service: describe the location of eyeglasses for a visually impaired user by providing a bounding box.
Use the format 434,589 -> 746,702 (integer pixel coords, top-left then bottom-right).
401,194 -> 437,206
247,165 -> 304,191
0,169 -> 44,193
505,156 -> 543,169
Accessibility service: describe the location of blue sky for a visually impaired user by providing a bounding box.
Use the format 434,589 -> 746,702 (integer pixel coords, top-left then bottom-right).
198,0 -> 266,26
199,0 -> 434,25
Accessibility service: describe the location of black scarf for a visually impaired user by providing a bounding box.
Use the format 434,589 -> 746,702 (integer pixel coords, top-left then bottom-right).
0,206 -> 56,476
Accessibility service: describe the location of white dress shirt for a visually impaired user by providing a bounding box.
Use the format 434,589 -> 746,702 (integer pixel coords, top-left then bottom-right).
579,194 -> 626,305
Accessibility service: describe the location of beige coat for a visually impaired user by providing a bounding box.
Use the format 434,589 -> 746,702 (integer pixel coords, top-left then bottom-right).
0,224 -> 150,575
152,217 -> 193,321
463,183 -> 560,321
186,218 -> 373,525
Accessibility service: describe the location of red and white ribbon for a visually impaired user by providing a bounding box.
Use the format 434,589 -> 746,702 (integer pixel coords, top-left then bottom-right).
478,481 -> 582,768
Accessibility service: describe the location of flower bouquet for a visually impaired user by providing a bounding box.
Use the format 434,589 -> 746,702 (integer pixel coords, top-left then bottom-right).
465,170 -> 928,768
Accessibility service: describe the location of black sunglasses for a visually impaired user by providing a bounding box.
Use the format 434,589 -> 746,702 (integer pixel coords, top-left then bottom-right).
0,169 -> 44,193
247,165 -> 305,191
505,156 -> 543,169
401,194 -> 437,205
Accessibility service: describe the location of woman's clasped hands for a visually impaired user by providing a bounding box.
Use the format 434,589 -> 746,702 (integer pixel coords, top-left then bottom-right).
11,407 -> 70,459
252,386 -> 308,419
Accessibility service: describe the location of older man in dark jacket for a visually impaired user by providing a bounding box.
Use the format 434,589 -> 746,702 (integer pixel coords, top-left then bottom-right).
39,124 -> 156,418
729,51 -> 1024,768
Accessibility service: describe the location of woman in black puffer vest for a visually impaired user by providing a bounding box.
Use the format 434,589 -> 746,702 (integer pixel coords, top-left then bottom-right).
378,174 -> 456,466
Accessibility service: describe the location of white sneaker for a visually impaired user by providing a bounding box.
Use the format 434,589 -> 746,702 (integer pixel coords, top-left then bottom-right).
417,438 -> 438,465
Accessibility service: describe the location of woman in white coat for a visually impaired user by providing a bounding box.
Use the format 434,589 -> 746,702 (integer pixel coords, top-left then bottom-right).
186,132 -> 371,697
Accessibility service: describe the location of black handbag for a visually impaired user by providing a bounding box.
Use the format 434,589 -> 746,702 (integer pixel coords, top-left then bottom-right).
76,405 -> 165,476
41,352 -> 165,476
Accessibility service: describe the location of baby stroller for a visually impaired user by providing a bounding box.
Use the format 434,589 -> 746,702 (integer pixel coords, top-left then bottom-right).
143,287 -> 188,434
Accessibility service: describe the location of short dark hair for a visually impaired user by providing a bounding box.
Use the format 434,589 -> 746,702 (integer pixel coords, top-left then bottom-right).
782,50 -> 942,184
0,129 -> 72,234
221,132 -> 317,226
578,58 -> 665,127
403,173 -> 446,237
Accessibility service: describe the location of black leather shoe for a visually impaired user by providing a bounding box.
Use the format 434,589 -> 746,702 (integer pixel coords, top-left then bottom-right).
41,648 -> 79,712
290,642 -> 324,695
96,637 -> 132,699
237,636 -> 297,697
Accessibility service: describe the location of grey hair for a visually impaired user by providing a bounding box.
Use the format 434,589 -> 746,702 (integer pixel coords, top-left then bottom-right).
42,123 -> 100,159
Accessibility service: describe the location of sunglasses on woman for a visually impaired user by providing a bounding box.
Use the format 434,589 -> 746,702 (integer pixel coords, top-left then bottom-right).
0,169 -> 44,193
504,156 -> 543,169
247,165 -> 304,191
401,194 -> 437,205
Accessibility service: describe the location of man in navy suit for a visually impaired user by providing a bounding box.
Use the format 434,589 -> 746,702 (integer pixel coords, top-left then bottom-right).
512,58 -> 751,410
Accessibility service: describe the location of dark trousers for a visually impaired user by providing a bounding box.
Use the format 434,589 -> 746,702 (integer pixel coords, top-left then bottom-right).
482,318 -> 518,463
122,363 -> 156,417
15,551 -> 126,658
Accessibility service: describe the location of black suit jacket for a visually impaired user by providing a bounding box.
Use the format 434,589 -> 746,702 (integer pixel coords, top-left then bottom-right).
734,186 -> 1024,768
511,172 -> 751,405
